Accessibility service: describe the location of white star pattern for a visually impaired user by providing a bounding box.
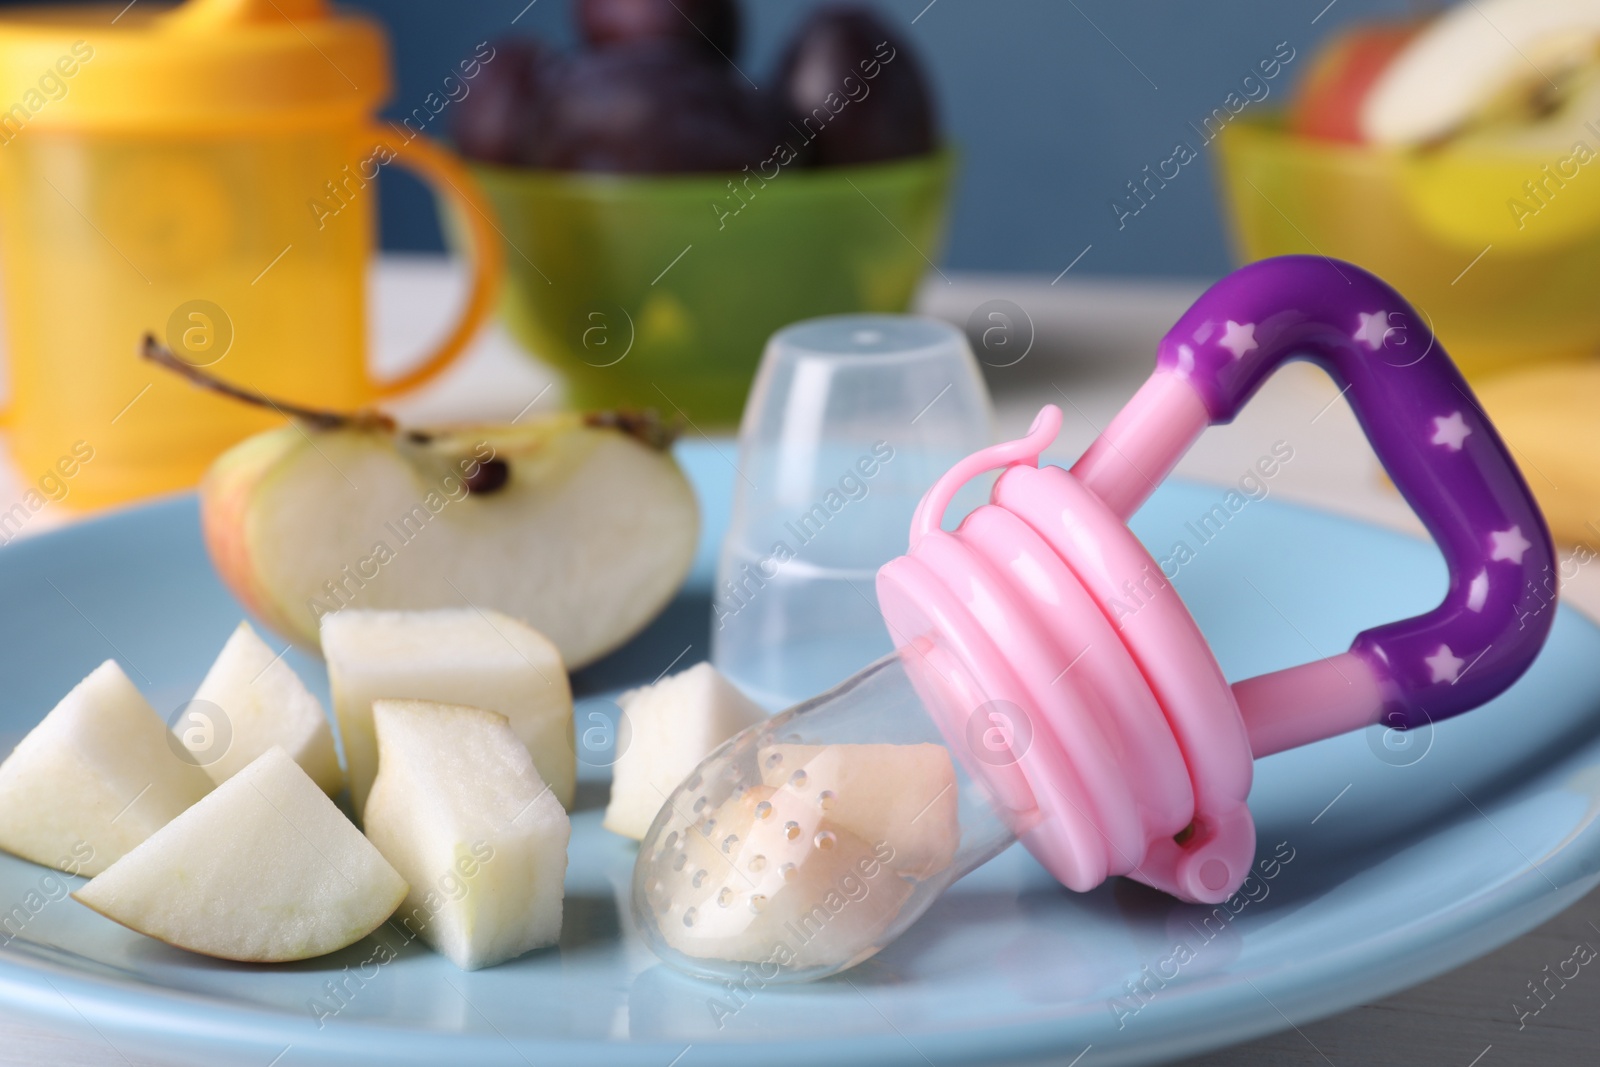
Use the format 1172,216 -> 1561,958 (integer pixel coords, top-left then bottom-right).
1430,412 -> 1472,451
1425,644 -> 1465,684
1466,570 -> 1489,612
1490,525 -> 1532,565
1218,320 -> 1258,360
1354,310 -> 1390,350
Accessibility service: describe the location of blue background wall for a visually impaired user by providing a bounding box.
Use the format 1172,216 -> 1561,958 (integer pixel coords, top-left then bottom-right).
346,0 -> 1420,276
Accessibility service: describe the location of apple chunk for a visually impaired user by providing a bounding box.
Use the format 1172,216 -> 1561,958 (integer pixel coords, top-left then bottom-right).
188,621 -> 342,794
0,661 -> 213,876
603,663 -> 767,840
364,700 -> 570,970
73,747 -> 407,963
321,608 -> 575,819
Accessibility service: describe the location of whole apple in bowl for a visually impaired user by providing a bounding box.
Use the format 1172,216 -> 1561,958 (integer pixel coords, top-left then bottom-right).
454,1 -> 953,426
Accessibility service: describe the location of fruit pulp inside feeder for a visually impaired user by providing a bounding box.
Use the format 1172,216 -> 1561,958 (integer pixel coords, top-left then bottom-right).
632,652 -> 1017,981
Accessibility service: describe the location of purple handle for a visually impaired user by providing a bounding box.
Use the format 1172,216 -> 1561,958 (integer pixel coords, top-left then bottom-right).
1159,256 -> 1554,730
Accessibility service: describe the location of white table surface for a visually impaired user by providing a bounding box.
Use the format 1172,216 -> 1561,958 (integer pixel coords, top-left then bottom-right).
0,257 -> 1596,1066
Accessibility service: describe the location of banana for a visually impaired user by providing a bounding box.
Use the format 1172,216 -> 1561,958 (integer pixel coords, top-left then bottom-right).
1477,363 -> 1600,548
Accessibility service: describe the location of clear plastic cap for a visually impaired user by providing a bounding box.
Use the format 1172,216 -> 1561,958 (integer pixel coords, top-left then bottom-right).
711,315 -> 993,710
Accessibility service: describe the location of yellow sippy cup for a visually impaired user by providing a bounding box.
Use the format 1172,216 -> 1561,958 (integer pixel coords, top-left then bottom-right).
0,0 -> 502,510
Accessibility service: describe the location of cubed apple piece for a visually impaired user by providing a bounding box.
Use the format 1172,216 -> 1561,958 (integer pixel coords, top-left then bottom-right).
364,699 -> 570,970
0,661 -> 213,876
189,621 -> 342,794
72,747 -> 405,961
644,784 -> 915,970
758,743 -> 959,878
320,608 -> 574,818
603,662 -> 767,840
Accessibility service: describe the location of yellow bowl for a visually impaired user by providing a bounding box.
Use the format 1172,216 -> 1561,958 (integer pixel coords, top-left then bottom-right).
1215,114 -> 1600,377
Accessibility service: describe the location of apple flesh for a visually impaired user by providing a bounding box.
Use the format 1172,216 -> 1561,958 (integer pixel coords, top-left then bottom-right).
188,621 -> 342,795
363,700 -> 571,970
0,661 -> 213,876
1361,0 -> 1600,144
321,607 -> 575,819
72,747 -> 407,962
200,411 -> 698,671
1438,63 -> 1600,155
603,662 -> 767,840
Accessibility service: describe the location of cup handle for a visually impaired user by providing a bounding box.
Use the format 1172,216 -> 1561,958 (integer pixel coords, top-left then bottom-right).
357,126 -> 505,400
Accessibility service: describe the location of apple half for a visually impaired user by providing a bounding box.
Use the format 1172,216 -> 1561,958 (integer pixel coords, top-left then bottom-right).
73,746 -> 408,963
1362,0 -> 1600,144
199,408 -> 698,671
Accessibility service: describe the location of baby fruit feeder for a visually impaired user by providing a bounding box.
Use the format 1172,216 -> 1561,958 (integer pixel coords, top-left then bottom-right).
633,255 -> 1556,982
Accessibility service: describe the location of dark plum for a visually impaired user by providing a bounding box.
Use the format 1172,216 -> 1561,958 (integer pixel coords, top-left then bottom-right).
776,5 -> 937,166
577,0 -> 740,58
451,37 -> 558,166
534,42 -> 776,173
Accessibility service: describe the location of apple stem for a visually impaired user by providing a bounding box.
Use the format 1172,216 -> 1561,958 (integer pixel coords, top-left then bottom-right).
582,410 -> 679,452
140,334 -> 395,433
144,334 -> 678,447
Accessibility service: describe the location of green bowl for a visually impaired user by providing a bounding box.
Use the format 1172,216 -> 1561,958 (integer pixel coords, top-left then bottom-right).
470,151 -> 955,426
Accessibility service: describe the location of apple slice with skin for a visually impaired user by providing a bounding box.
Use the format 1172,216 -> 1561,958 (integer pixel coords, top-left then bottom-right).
205,413 -> 696,670
188,621 -> 342,795
73,747 -> 407,963
603,662 -> 767,841
321,608 -> 575,819
364,700 -> 571,970
0,661 -> 213,876
142,339 -> 699,672
1361,0 -> 1600,144
1287,21 -> 1423,143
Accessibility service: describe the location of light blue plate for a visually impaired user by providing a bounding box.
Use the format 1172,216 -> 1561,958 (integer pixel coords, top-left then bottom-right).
1,442 -> 1597,1067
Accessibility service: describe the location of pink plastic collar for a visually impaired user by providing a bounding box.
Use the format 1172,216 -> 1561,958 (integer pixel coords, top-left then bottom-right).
880,399 -> 1266,902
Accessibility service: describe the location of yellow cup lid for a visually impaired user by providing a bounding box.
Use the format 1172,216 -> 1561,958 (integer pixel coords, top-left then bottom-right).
0,0 -> 389,131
